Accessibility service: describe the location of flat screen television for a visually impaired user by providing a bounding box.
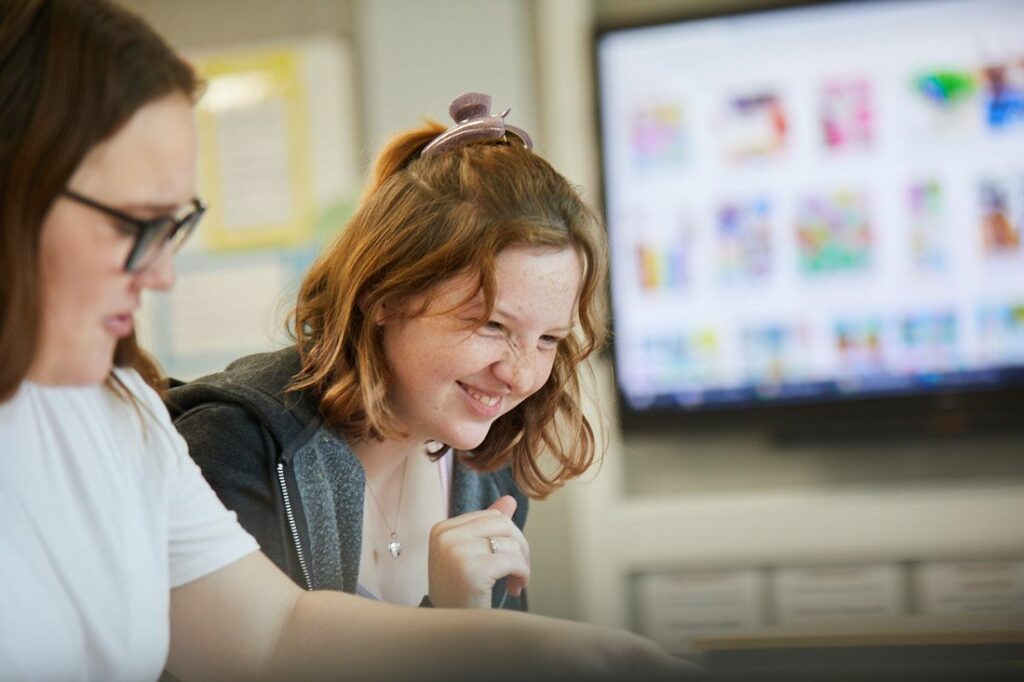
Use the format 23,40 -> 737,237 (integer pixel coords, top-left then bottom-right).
594,0 -> 1024,435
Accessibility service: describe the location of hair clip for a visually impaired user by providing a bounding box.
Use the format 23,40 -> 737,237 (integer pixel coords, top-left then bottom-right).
420,92 -> 533,157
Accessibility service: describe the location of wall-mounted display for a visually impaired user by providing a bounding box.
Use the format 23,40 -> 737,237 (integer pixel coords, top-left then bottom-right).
595,0 -> 1024,432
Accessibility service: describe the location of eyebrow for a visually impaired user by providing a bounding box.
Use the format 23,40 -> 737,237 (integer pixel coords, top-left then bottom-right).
494,305 -> 573,334
121,202 -> 189,215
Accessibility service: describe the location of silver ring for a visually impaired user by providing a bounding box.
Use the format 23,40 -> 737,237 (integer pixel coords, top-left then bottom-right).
487,537 -> 499,554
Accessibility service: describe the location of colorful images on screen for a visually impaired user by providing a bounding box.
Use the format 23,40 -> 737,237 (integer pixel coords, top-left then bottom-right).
638,331 -> 719,391
977,302 -> 1024,364
978,178 -> 1022,255
720,90 -> 788,163
913,70 -> 976,109
834,318 -> 885,375
742,323 -> 812,386
631,101 -> 688,169
908,69 -> 977,134
981,58 -> 1024,131
908,179 -> 947,273
894,310 -> 958,373
820,78 -> 875,152
796,190 -> 873,275
635,214 -> 694,292
717,197 -> 773,283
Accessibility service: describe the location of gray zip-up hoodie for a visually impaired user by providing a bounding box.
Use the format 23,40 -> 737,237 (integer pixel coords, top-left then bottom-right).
165,347 -> 527,610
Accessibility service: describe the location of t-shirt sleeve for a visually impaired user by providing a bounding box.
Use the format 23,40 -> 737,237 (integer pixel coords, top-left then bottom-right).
121,371 -> 259,588
163,430 -> 260,587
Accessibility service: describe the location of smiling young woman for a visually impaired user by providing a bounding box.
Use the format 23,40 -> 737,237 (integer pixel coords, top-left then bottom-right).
167,94 -> 610,611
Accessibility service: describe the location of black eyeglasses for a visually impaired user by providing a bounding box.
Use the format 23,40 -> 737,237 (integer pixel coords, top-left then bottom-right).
62,189 -> 206,273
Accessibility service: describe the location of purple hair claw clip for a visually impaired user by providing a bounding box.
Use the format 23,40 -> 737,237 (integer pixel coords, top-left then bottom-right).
421,92 -> 533,157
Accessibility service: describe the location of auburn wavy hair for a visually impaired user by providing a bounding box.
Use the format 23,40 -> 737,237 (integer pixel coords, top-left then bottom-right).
0,0 -> 196,402
290,122 -> 609,499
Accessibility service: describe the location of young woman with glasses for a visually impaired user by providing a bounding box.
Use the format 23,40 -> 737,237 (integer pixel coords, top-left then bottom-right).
0,1 -> 683,679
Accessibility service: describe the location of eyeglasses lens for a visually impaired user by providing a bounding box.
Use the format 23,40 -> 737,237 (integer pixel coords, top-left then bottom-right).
126,203 -> 204,273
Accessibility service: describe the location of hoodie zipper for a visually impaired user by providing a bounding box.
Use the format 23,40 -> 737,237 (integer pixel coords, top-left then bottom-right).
276,461 -> 313,590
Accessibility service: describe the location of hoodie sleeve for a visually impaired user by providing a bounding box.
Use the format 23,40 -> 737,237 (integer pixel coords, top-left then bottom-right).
173,403 -> 294,582
495,466 -> 530,612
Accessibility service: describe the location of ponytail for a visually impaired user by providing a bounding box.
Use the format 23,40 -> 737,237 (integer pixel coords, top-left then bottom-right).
359,121 -> 445,204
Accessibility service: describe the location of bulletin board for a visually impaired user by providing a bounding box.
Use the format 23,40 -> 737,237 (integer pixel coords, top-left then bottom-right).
136,37 -> 359,380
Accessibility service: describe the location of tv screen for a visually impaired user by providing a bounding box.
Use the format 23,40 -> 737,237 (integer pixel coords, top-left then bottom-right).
595,0 -> 1024,430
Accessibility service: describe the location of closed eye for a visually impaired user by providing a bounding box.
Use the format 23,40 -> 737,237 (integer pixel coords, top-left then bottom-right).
111,218 -> 140,237
113,214 -> 175,238
539,335 -> 562,349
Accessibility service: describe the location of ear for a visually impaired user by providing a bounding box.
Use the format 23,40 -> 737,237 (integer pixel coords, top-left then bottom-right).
373,302 -> 388,326
359,296 -> 388,326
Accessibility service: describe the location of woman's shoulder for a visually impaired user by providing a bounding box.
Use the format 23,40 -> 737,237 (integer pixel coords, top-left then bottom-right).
166,348 -> 314,420
109,368 -> 274,481
111,367 -> 169,418
165,348 -> 318,451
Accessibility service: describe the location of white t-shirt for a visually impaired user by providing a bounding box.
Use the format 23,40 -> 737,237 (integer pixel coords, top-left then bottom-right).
0,369 -> 258,681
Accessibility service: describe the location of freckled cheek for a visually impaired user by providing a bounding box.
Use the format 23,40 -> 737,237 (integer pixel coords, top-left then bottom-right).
527,356 -> 558,396
454,341 -> 501,376
416,360 -> 458,402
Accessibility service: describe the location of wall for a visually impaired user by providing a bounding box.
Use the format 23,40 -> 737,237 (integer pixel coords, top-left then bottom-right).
125,0 -> 356,50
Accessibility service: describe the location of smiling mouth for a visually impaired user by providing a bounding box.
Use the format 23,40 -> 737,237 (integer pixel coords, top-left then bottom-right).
459,382 -> 501,408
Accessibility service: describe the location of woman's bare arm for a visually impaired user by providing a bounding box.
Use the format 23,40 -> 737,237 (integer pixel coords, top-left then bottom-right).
167,551 -> 682,681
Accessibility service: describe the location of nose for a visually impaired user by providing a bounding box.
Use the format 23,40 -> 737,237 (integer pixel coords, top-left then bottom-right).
493,345 -> 536,396
134,245 -> 176,291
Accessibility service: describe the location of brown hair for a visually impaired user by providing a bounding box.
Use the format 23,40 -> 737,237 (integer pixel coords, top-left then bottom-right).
0,0 -> 197,402
291,122 -> 609,499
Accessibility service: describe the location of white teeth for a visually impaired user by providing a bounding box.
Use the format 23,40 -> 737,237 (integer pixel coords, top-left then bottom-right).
466,387 -> 499,407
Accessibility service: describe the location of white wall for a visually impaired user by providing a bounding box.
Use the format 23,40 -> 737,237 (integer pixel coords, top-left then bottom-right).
357,0 -> 537,153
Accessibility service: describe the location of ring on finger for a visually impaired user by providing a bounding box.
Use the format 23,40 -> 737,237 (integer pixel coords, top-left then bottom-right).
487,536 -> 499,554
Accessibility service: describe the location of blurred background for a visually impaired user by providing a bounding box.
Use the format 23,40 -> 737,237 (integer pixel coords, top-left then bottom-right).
127,0 -> 1024,660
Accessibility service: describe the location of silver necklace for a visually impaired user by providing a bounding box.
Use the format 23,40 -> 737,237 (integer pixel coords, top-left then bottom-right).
365,457 -> 408,559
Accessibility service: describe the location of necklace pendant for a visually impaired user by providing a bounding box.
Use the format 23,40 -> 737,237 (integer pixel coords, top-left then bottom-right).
387,533 -> 402,558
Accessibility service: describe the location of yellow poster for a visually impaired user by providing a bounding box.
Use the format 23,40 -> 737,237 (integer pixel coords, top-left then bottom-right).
195,50 -> 314,251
